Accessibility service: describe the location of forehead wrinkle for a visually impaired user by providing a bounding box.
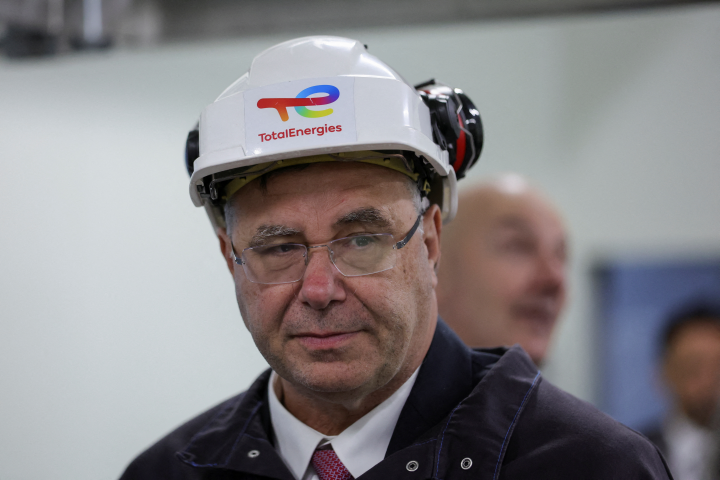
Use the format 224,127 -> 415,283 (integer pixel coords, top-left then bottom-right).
493,215 -> 533,233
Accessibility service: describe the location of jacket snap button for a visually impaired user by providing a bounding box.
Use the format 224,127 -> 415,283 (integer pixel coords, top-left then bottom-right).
406,460 -> 419,472
248,450 -> 260,458
461,457 -> 472,470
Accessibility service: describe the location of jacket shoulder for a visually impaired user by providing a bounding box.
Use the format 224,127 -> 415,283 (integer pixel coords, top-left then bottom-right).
640,422 -> 668,456
503,379 -> 672,479
119,393 -> 245,480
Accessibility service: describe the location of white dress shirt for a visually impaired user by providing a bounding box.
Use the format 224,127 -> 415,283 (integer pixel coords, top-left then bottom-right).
664,412 -> 718,480
268,368 -> 420,480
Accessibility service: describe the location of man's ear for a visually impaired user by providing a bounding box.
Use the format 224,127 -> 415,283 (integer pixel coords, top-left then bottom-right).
422,204 -> 442,288
216,227 -> 236,275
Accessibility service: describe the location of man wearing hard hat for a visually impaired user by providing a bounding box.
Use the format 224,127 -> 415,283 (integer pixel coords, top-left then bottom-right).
120,37 -> 670,480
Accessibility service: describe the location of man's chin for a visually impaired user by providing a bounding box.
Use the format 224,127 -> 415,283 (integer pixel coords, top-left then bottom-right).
281,360 -> 379,395
518,337 -> 550,365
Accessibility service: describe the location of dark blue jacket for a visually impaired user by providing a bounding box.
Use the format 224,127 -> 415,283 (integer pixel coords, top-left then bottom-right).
120,320 -> 673,479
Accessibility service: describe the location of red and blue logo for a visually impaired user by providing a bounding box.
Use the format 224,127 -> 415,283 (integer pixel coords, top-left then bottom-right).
257,85 -> 340,122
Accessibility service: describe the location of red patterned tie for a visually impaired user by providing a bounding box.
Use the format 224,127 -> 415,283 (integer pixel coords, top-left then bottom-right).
311,448 -> 354,480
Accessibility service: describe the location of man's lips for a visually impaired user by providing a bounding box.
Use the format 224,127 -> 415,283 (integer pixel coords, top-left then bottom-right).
293,331 -> 360,349
512,303 -> 557,333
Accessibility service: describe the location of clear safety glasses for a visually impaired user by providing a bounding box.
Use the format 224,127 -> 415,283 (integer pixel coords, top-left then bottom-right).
231,214 -> 423,285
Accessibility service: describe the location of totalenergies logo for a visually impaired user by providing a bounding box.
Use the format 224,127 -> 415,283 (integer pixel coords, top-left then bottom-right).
257,85 -> 340,122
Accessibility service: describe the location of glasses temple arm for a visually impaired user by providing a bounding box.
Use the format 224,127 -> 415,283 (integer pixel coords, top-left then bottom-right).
230,241 -> 244,265
394,214 -> 423,250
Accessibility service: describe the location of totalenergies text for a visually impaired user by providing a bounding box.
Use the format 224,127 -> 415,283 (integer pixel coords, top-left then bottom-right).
257,124 -> 343,143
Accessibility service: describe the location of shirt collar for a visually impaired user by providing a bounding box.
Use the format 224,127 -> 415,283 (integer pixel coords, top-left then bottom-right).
268,368 -> 419,480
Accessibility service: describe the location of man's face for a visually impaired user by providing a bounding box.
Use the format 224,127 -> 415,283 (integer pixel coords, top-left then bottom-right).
218,162 -> 440,402
440,188 -> 567,364
663,320 -> 720,427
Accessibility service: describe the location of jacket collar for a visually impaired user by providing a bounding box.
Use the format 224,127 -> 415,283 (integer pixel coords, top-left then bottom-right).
384,319 -> 541,479
431,343 -> 541,479
175,369 -> 295,479
386,318 -> 477,455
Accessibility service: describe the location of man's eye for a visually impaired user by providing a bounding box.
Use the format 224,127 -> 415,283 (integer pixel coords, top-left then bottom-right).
349,236 -> 375,248
502,239 -> 534,254
259,244 -> 302,255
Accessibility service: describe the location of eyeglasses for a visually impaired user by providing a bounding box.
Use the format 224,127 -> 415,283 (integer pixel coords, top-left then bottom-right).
231,214 -> 423,285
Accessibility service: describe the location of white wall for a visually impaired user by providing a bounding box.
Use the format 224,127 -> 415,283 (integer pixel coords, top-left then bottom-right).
1,4 -> 719,479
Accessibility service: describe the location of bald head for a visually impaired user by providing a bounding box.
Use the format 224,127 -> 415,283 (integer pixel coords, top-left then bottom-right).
437,174 -> 567,364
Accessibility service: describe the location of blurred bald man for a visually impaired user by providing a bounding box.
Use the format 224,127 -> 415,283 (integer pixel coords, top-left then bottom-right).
437,174 -> 567,365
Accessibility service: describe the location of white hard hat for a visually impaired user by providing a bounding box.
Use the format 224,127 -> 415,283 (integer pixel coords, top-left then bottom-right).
185,36 -> 483,230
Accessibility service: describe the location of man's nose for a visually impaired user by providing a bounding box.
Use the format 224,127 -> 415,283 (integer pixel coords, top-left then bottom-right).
297,246 -> 347,309
534,251 -> 566,296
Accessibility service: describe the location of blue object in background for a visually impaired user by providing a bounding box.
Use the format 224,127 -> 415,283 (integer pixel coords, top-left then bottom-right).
595,258 -> 720,430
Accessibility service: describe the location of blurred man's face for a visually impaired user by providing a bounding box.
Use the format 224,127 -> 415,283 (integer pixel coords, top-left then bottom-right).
663,320 -> 720,427
217,162 -> 440,405
439,187 -> 567,364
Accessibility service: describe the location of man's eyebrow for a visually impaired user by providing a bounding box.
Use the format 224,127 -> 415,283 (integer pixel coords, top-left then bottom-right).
333,208 -> 393,230
248,225 -> 302,247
